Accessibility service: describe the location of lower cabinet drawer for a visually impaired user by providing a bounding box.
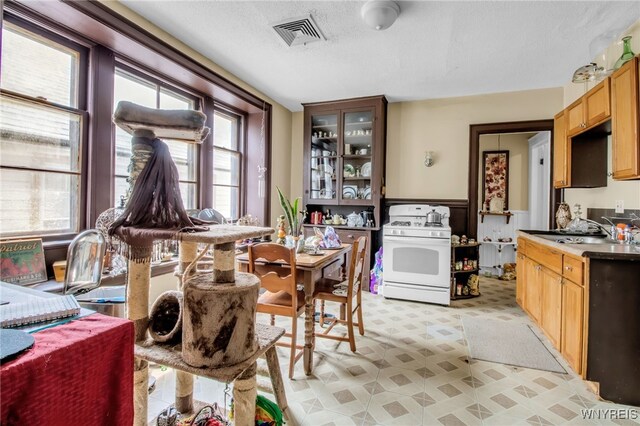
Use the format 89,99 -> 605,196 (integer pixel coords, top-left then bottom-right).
527,241 -> 563,275
563,255 -> 584,285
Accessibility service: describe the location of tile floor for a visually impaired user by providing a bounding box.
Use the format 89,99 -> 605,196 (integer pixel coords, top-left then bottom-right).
147,277 -> 639,425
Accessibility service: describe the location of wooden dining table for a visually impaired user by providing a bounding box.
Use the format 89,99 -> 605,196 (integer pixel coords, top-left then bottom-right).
236,243 -> 352,375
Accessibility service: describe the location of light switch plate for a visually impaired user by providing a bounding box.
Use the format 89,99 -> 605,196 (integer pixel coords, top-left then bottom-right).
615,200 -> 624,214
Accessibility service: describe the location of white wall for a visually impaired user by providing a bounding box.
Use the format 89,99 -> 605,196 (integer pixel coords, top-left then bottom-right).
563,19 -> 640,210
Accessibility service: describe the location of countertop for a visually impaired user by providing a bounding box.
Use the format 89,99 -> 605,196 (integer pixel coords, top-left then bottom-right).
517,231 -> 640,260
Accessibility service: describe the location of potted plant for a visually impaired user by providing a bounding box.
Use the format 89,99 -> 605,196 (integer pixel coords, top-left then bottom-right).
276,187 -> 306,251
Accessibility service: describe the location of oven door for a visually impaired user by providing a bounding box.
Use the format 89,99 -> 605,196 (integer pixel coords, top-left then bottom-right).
383,235 -> 451,288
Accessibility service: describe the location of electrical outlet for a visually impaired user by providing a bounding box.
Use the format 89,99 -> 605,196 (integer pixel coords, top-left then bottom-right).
615,200 -> 624,214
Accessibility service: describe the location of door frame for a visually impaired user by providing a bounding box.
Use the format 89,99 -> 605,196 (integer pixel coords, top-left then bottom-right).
468,120 -> 558,239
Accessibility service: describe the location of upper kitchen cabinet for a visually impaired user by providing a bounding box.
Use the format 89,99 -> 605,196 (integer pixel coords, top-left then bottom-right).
553,110 -> 570,188
566,78 -> 610,136
611,56 -> 640,180
302,95 -> 387,227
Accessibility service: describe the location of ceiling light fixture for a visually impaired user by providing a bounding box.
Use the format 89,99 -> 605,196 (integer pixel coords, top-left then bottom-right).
361,0 -> 400,31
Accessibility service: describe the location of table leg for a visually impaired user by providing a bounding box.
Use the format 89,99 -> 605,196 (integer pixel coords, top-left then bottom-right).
303,271 -> 315,375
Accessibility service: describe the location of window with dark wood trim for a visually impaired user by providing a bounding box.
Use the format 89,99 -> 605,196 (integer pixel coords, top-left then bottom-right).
0,18 -> 88,239
1,2 -> 271,278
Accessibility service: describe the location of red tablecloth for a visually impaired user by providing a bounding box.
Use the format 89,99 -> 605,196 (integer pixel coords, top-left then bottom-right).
1,314 -> 134,426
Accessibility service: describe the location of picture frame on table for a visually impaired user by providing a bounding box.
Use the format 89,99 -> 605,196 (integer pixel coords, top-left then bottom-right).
481,150 -> 509,211
0,238 -> 47,286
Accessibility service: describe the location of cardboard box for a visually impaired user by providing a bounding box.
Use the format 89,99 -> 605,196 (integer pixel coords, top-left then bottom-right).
53,260 -> 67,282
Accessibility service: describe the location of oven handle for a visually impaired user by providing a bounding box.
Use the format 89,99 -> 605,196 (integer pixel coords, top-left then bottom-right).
384,236 -> 451,245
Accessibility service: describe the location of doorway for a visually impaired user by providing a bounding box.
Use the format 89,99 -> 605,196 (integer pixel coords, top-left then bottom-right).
467,120 -> 558,240
528,131 -> 551,230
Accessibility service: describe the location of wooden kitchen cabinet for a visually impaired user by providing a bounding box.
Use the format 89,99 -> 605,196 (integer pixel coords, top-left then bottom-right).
566,78 -> 611,137
584,78 -> 611,127
524,257 -> 542,323
516,252 -> 526,307
561,278 -> 584,374
566,98 -> 586,136
611,56 -> 640,180
540,267 -> 562,348
553,110 -> 570,188
516,234 -> 587,376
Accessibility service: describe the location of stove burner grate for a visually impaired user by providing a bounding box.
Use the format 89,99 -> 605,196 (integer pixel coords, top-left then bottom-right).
390,221 -> 411,226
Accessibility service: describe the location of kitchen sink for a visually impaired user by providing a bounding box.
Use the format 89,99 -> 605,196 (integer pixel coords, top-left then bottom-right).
535,234 -> 609,244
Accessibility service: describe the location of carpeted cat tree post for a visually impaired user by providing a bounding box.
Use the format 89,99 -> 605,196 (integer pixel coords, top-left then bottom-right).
111,101 -> 209,425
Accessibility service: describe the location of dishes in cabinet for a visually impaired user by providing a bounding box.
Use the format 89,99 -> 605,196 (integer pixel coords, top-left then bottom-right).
360,162 -> 371,177
363,186 -> 372,199
342,185 -> 357,199
344,164 -> 355,178
322,164 -> 333,178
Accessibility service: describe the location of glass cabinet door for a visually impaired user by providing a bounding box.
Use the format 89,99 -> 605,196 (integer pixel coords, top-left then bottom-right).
309,113 -> 338,201
342,110 -> 373,203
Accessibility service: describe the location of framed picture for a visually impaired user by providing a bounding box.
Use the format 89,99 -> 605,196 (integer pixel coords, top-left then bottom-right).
0,239 -> 47,286
482,150 -> 509,211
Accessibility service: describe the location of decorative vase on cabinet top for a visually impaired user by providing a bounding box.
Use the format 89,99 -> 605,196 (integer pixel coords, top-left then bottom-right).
613,36 -> 635,70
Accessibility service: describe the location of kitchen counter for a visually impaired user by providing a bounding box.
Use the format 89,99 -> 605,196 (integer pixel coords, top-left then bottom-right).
516,231 -> 640,260
517,230 -> 640,406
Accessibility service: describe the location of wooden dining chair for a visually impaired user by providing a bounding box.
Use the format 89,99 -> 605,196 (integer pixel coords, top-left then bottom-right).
314,236 -> 367,352
248,243 -> 305,379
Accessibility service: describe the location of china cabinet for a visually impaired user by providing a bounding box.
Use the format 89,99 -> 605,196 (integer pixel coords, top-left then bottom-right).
302,95 -> 387,289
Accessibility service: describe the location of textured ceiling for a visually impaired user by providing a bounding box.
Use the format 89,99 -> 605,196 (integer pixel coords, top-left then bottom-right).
120,1 -> 640,112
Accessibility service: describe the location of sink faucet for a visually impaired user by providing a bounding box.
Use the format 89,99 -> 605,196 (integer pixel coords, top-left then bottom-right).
601,216 -> 616,227
582,218 -> 613,238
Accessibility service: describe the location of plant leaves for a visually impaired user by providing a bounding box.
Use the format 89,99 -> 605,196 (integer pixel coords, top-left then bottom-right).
276,186 -> 294,234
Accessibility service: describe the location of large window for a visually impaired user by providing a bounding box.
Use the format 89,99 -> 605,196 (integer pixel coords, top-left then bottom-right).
113,67 -> 199,209
213,110 -> 242,221
0,2 -> 270,252
0,21 -> 86,238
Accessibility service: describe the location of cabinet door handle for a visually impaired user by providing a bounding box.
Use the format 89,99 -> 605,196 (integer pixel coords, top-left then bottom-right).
565,265 -> 573,271
347,234 -> 354,239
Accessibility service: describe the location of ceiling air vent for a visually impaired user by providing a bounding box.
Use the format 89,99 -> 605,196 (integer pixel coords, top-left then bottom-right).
272,15 -> 326,47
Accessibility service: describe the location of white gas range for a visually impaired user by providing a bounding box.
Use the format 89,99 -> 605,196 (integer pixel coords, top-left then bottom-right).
382,205 -> 452,305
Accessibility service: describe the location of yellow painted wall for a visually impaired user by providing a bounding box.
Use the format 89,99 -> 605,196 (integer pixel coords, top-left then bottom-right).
563,19 -> 640,210
290,111 -> 304,201
384,89 -> 562,199
100,1 -> 294,227
478,133 -> 533,211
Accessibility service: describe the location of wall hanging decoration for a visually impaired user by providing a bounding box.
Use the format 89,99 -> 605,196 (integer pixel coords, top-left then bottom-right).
482,150 -> 509,211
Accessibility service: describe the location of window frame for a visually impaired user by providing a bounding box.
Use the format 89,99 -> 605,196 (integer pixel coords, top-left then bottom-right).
112,62 -> 204,210
0,14 -> 90,242
212,106 -> 245,221
1,1 -> 272,279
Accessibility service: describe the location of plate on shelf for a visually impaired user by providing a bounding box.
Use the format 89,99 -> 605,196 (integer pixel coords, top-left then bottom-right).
361,162 -> 371,177
344,164 -> 355,178
363,187 -> 371,199
342,185 -> 357,199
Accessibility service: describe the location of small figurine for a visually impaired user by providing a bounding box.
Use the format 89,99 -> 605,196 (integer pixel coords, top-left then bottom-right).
555,202 -> 572,230
276,215 -> 286,245
451,235 -> 460,246
460,235 -> 468,245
